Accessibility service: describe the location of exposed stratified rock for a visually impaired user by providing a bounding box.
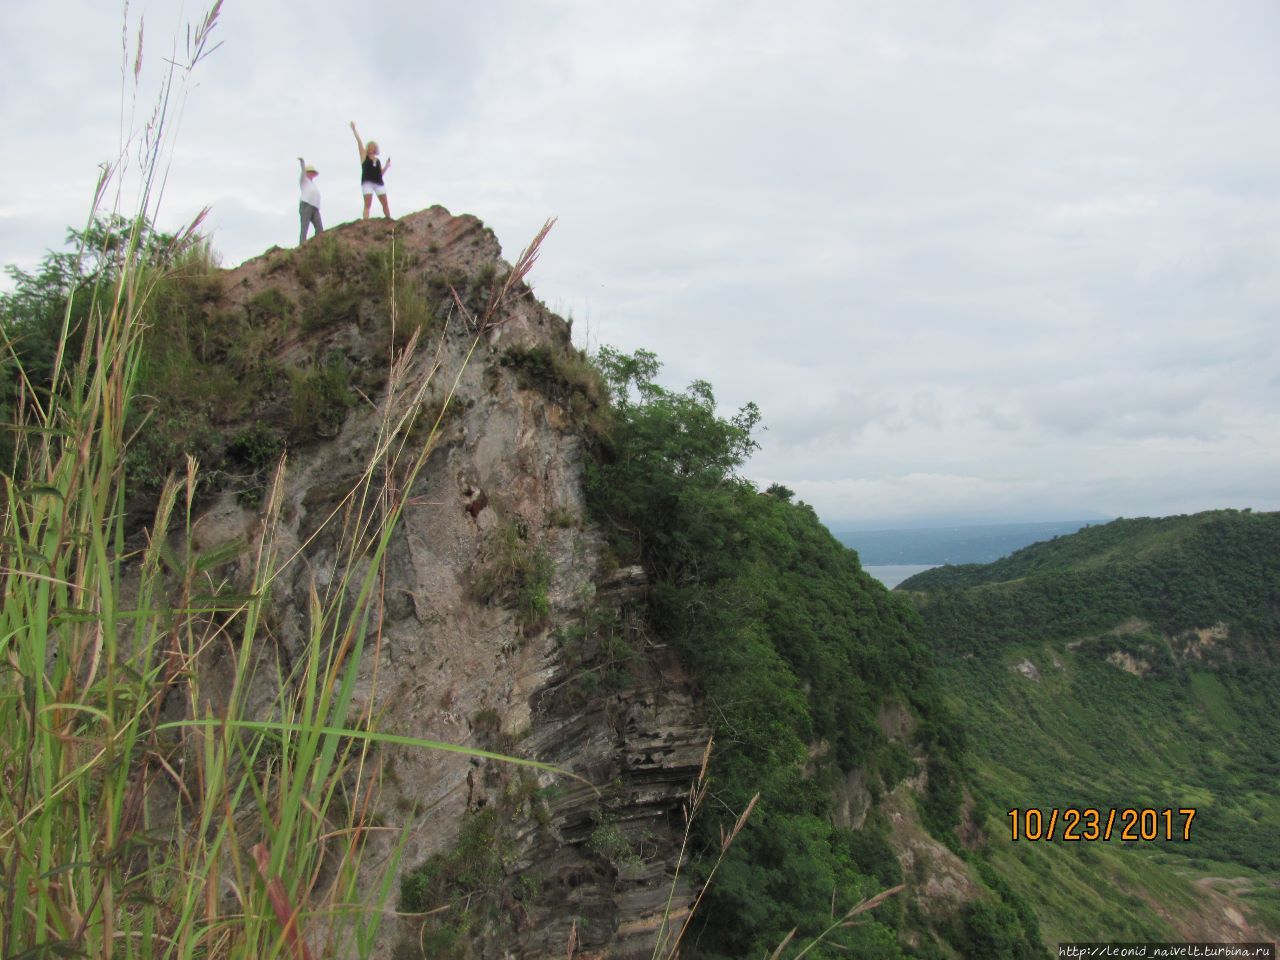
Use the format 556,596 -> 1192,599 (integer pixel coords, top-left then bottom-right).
191,208 -> 708,958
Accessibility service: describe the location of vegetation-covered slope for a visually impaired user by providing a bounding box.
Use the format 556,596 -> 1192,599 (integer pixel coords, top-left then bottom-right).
579,348 -> 1043,959
902,511 -> 1280,945
2,214 -> 509,506
902,511 -> 1280,649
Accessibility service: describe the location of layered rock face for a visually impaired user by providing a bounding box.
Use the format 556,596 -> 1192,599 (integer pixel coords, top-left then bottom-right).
192,208 -> 708,958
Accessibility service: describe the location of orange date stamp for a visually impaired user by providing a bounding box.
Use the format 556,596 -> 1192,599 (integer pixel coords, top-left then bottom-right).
1007,807 -> 1196,842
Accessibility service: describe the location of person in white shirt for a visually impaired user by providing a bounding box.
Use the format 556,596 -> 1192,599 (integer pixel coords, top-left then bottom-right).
298,158 -> 323,244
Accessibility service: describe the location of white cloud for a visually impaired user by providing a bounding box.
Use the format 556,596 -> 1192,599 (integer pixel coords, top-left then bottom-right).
3,0 -> 1278,527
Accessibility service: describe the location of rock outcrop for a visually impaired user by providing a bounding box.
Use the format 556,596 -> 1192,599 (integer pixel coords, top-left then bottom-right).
190,208 -> 709,958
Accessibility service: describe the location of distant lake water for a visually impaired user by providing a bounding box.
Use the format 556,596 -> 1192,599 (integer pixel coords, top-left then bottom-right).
863,564 -> 938,589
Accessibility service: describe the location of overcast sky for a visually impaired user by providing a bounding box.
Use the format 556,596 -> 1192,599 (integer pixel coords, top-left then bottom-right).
3,1 -> 1278,528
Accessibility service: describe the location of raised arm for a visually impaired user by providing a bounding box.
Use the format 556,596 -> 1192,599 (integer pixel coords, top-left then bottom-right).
349,121 -> 366,161
298,156 -> 307,184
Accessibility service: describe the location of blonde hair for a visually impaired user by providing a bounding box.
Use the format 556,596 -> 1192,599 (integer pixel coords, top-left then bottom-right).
366,141 -> 379,155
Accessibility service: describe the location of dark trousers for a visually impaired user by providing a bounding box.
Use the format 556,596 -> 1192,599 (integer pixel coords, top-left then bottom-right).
299,202 -> 323,244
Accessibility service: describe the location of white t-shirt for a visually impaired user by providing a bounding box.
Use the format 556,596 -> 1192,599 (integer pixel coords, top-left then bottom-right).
299,173 -> 321,207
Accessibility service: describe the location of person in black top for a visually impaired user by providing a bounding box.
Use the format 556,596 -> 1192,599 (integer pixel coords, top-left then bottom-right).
350,121 -> 392,220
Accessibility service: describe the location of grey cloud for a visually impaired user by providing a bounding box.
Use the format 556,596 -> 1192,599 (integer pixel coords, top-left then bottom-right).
4,1 -> 1278,525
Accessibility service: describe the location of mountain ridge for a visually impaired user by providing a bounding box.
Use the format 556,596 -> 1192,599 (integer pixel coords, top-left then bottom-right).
903,508 -> 1280,945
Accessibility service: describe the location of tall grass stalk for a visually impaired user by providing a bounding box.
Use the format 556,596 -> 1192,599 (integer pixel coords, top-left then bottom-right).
769,884 -> 906,960
650,739 -> 758,960
648,741 -> 900,959
0,7 -> 562,957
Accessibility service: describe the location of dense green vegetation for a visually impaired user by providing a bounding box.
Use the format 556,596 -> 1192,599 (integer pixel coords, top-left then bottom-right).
2,215 -> 195,469
2,216 -> 501,505
905,511 -> 1280,943
583,348 -> 1041,958
902,511 -> 1280,654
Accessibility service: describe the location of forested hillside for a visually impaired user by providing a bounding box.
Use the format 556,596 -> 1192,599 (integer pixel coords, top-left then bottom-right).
575,347 -> 1045,958
903,511 -> 1280,944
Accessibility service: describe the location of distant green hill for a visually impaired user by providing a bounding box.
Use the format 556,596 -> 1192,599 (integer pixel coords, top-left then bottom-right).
903,510 -> 1280,945
837,521 -> 1096,566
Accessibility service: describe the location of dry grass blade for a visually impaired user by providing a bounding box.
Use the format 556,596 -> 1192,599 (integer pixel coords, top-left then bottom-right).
188,0 -> 223,65
478,216 -> 556,330
721,792 -> 758,853
767,928 -> 798,960
696,736 -> 713,784
651,737 -> 714,960
505,217 -> 556,291
787,883 -> 907,959
656,785 -> 759,960
448,284 -> 476,328
133,15 -> 144,79
841,883 -> 905,922
168,205 -> 211,256
253,842 -> 317,960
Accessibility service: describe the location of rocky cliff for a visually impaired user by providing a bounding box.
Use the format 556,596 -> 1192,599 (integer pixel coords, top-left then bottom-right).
180,208 -> 711,958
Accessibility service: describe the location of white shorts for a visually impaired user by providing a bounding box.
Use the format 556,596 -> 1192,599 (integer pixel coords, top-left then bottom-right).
361,182 -> 387,197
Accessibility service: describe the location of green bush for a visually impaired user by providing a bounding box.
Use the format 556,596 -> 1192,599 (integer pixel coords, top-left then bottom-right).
471,518 -> 553,632
500,344 -> 608,433
288,351 -> 355,440
295,233 -> 358,288
1,215 -> 215,470
400,809 -> 509,913
302,280 -> 361,331
247,286 -> 293,323
125,406 -> 222,491
588,819 -> 638,868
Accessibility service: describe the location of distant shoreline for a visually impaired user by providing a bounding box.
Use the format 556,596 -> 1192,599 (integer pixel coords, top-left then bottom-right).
837,519 -> 1099,566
